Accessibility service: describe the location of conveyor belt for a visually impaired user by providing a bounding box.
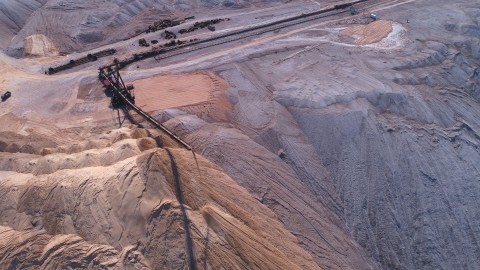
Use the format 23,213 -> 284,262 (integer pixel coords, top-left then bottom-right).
122,94 -> 193,151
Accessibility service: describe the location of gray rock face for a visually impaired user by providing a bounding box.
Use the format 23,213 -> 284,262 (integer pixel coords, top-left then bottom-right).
0,0 -> 47,49
191,1 -> 480,269
164,114 -> 378,269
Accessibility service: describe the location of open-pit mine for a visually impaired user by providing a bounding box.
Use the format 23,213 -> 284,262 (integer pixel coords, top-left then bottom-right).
1,0 -> 480,269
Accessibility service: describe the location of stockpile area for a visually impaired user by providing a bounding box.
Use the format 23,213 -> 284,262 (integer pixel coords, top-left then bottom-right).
1,0 -> 480,269
133,72 -> 228,112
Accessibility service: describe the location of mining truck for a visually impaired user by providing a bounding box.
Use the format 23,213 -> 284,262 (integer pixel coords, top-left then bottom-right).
1,91 -> 11,102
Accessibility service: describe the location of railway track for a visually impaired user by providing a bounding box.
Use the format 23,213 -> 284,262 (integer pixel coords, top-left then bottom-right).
152,0 -> 400,64
152,8 -> 350,62
48,0 -> 398,75
100,0 -> 397,70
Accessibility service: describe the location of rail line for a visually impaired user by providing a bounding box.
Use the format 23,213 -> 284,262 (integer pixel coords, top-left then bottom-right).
148,0 -> 398,62
47,0 -> 396,75
98,0 -> 387,70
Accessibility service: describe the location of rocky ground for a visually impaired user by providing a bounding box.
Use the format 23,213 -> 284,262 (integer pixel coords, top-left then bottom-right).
1,0 -> 480,269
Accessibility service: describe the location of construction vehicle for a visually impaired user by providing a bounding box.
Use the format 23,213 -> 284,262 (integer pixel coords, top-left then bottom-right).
145,16 -> 198,33
178,18 -> 226,35
138,38 -> 150,47
99,59 -> 135,108
370,13 -> 377,20
162,30 -> 177,40
1,91 -> 11,102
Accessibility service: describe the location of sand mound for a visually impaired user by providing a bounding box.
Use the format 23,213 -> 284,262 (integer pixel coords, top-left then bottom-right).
137,137 -> 158,151
31,139 -> 141,175
342,20 -> 393,45
24,34 -> 59,57
0,226 -> 150,269
136,148 -> 322,269
133,72 -> 228,112
130,127 -> 149,139
163,115 -> 376,269
0,143 -> 323,269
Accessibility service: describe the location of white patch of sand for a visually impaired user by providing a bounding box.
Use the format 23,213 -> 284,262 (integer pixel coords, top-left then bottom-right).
24,34 -> 59,57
